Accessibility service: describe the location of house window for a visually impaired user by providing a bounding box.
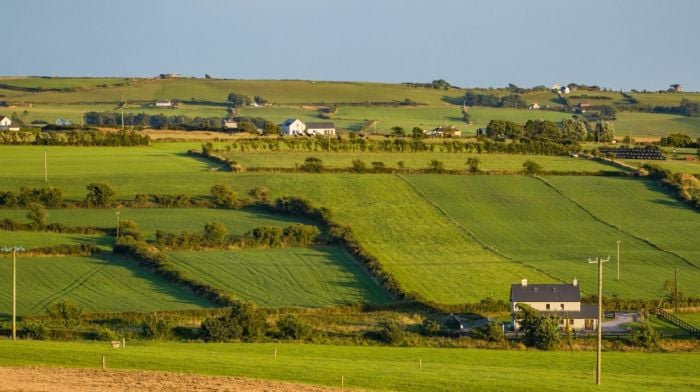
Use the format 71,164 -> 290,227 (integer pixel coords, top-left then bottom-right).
569,319 -> 574,325
585,319 -> 594,331
560,304 -> 565,310
546,304 -> 550,310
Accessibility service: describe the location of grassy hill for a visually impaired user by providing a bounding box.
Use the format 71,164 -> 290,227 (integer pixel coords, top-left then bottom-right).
403,175 -> 700,299
0,254 -> 213,316
168,247 -> 392,307
1,340 -> 698,391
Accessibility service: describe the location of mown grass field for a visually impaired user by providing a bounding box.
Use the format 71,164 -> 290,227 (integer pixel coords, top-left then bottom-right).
0,77 -> 132,90
613,111 -> 700,138
0,230 -> 108,249
675,312 -> 700,326
404,175 -> 700,299
223,150 -> 614,172
0,208 -> 311,240
0,340 -> 698,391
620,158 -> 700,175
0,254 -> 212,316
1,143 -> 698,303
545,176 -> 700,267
168,247 -> 392,307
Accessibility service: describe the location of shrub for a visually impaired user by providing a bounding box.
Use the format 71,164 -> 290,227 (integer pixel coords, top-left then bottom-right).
634,322 -> 661,350
85,183 -> 116,207
142,313 -> 173,340
276,315 -> 313,340
421,319 -> 441,336
428,160 -> 445,173
210,184 -> 242,209
47,300 -> 83,326
523,160 -> 542,175
300,157 -> 324,173
26,202 -> 46,228
201,302 -> 266,342
248,186 -> 271,203
379,320 -> 406,344
533,316 -> 560,350
204,222 -> 228,246
350,159 -> 367,173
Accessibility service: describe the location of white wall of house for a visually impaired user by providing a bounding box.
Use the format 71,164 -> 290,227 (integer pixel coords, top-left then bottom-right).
0,117 -> 11,127
512,301 -> 581,313
306,127 -> 336,136
282,119 -> 305,135
513,315 -> 597,332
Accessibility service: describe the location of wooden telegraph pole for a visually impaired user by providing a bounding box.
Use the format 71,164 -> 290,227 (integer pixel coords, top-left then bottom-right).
616,240 -> 621,281
588,256 -> 609,385
2,246 -> 24,341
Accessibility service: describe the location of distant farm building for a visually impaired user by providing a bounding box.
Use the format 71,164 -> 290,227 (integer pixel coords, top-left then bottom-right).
55,118 -> 73,127
427,126 -> 461,138
305,122 -> 336,136
576,102 -> 591,113
668,84 -> 684,92
0,116 -> 12,130
281,119 -> 306,136
528,102 -> 541,110
511,278 -> 598,332
155,100 -> 173,108
222,119 -> 238,130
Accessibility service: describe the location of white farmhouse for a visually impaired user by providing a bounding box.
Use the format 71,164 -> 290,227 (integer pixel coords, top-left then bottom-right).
305,122 -> 336,136
510,278 -> 598,332
155,100 -> 173,108
0,116 -> 12,130
281,119 -> 306,136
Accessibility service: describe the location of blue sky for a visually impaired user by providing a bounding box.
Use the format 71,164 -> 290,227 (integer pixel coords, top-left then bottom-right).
2,0 -> 699,90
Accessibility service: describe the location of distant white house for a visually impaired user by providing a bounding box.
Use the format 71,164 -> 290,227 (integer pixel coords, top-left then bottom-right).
155,100 -> 173,108
528,102 -> 541,110
552,83 -> 570,94
281,119 -> 306,136
511,278 -> 598,332
427,126 -> 461,138
0,116 -> 11,130
222,119 -> 238,130
305,122 -> 336,136
55,118 -> 73,127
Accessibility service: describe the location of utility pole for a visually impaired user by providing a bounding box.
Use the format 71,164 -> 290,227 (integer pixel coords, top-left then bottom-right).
44,149 -> 48,183
675,268 -> 678,313
2,246 -> 24,342
115,211 -> 121,240
588,256 -> 609,386
121,95 -> 125,130
616,240 -> 621,281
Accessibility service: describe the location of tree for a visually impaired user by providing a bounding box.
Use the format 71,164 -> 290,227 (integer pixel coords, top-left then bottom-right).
599,105 -> 617,120
633,322 -> 660,350
660,133 -> 694,147
350,159 -> 367,173
262,122 -> 280,135
534,315 -> 560,350
254,96 -> 268,105
300,157 -> 324,173
47,300 -> 83,326
411,127 -> 425,139
204,222 -> 228,246
227,92 -> 252,108
523,160 -> 542,175
204,73 -> 212,79
201,302 -> 266,342
210,184 -> 241,209
595,120 -> 615,142
85,183 -> 115,207
26,202 -> 46,228
391,126 -> 406,137
466,157 -> 481,173
428,160 -> 445,173
379,320 -> 406,344
276,315 -> 313,340
248,186 -> 271,203
560,118 -> 588,141
662,278 -> 686,308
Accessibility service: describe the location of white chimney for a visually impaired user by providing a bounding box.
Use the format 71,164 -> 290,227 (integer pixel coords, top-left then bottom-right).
573,278 -> 578,287
521,278 -> 528,287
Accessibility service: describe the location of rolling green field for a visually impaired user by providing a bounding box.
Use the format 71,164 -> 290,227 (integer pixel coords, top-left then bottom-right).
0,230 -> 108,249
613,112 -> 700,138
1,143 -> 698,303
675,312 -> 700,326
223,150 -> 614,172
404,175 -> 700,299
620,159 -> 700,175
0,340 -> 698,391
0,208 -> 311,240
0,77 -> 132,90
0,254 -> 212,316
168,247 -> 392,307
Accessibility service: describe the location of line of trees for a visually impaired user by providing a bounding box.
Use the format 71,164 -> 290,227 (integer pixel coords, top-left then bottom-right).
484,118 -> 614,143
0,130 -> 150,146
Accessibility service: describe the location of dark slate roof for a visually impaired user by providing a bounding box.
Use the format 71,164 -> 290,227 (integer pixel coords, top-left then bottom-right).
282,118 -> 300,126
537,303 -> 598,319
510,283 -> 580,302
305,122 -> 335,129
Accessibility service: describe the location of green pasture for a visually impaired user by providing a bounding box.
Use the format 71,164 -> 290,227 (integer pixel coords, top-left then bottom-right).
168,247 -> 392,307
0,77 -> 131,90
0,254 -> 212,316
0,230 -> 108,249
403,175 -> 700,299
0,208 -> 310,240
223,150 -> 614,172
0,341 -> 698,392
620,159 -> 700,175
613,112 -> 700,138
629,92 -> 700,107
2,78 -> 464,105
545,176 -> 700,267
675,312 -> 700,327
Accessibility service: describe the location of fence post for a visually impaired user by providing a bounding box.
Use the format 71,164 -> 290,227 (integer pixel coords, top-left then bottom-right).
102,355 -> 106,370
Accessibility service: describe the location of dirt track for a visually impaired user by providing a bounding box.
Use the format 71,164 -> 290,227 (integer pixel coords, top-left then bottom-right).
0,367 -> 340,392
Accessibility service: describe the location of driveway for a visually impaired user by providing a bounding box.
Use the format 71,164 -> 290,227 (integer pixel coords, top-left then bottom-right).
602,312 -> 636,332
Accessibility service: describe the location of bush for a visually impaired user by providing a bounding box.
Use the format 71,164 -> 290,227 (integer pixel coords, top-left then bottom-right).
47,300 -> 83,326
421,319 -> 441,336
21,323 -> 48,340
634,322 -> 660,350
470,322 -> 505,342
300,157 -> 324,173
379,320 -> 406,344
248,186 -> 271,203
85,183 -> 116,207
210,184 -> 242,209
276,315 -> 313,340
142,313 -> 173,340
523,160 -> 542,175
533,316 -> 560,350
201,302 -> 266,342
